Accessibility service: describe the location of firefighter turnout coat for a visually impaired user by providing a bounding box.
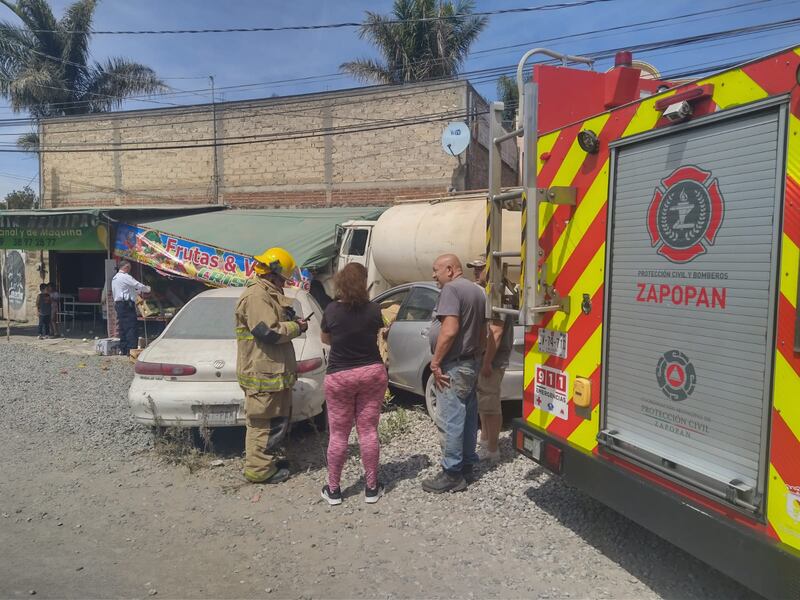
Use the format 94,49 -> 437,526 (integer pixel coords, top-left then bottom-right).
234,277 -> 302,392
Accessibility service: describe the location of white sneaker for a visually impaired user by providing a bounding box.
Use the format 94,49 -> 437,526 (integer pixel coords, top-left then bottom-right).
478,447 -> 500,464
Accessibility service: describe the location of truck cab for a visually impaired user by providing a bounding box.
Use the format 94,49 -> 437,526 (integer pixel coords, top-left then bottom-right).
335,220 -> 390,298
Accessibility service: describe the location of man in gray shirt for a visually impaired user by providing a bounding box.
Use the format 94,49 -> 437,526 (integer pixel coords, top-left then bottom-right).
423,254 -> 486,493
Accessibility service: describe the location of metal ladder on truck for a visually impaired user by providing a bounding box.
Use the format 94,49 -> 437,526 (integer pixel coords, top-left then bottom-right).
485,49 -> 593,324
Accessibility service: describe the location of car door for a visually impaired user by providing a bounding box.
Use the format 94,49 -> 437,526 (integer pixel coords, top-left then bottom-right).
385,285 -> 440,392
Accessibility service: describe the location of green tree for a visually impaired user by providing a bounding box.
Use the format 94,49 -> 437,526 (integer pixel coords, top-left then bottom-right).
341,0 -> 487,84
496,74 -> 518,130
1,185 -> 37,208
0,0 -> 167,148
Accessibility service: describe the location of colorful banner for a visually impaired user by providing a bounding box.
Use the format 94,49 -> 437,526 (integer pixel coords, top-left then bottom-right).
114,223 -> 311,289
0,224 -> 106,250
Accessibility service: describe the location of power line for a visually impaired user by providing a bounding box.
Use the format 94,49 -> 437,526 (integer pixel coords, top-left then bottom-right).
0,44 -> 784,156
0,35 -> 786,153
8,0 -> 772,109
0,14 -> 793,147
0,9 -> 792,134
13,42 -> 791,153
28,104 -> 472,149
0,107 -> 487,153
470,0 -> 775,56
0,0 -> 779,118
25,1 -> 615,35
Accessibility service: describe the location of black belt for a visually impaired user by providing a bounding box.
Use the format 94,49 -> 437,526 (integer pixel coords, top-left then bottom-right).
457,353 -> 476,361
115,300 -> 135,305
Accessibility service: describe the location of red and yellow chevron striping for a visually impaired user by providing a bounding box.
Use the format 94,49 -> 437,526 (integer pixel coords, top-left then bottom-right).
521,46 -> 800,551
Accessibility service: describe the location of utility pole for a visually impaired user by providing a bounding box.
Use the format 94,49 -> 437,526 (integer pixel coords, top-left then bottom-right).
2,249 -> 9,341
210,75 -> 220,204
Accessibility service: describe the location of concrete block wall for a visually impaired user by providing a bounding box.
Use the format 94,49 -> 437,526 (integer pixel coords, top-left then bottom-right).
41,81 -> 518,208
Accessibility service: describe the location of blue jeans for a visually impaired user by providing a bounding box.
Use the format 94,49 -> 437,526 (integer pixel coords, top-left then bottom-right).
435,358 -> 479,473
38,314 -> 51,336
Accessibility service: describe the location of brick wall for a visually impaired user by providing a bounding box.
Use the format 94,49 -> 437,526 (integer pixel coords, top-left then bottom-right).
40,81 -> 518,208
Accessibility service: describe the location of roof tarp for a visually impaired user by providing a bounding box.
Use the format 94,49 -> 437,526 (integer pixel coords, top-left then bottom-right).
114,207 -> 386,287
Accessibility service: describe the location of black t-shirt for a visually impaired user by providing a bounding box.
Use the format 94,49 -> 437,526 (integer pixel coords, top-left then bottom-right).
321,300 -> 384,374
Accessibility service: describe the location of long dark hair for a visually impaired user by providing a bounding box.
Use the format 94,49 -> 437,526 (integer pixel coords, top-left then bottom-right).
334,262 -> 369,308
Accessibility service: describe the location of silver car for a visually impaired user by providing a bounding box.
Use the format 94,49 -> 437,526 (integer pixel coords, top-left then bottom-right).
375,282 -> 524,419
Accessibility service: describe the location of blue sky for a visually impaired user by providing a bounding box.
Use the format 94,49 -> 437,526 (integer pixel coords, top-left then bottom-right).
0,0 -> 798,200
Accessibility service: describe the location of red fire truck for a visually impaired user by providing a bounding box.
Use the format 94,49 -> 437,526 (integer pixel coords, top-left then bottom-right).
484,46 -> 800,599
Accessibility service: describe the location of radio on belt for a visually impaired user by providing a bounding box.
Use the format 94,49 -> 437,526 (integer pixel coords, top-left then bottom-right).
573,377 -> 592,408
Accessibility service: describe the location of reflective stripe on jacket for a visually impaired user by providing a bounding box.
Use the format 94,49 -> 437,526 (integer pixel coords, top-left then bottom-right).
234,277 -> 301,393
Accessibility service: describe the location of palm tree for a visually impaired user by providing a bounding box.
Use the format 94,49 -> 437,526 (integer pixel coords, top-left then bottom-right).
496,74 -> 518,130
0,0 -> 167,148
341,0 -> 487,85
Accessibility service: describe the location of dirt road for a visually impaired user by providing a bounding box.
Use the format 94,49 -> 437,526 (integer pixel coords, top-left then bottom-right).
0,341 -> 758,599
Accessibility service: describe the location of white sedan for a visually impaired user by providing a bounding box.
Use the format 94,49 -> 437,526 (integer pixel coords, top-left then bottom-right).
128,286 -> 327,429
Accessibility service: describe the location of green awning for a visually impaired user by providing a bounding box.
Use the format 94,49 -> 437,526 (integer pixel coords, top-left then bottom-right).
0,206 -> 225,251
131,207 -> 387,270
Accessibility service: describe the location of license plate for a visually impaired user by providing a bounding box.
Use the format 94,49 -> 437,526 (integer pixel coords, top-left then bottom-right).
195,405 -> 237,426
538,328 -> 567,358
523,434 -> 543,460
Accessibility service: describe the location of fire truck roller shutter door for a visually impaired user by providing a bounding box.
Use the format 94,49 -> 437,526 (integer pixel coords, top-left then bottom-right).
601,102 -> 786,511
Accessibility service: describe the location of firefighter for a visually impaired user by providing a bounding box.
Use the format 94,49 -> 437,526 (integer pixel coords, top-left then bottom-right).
235,247 -> 308,484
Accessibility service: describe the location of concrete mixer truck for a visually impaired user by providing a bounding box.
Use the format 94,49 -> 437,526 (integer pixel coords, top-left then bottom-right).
322,191 -> 524,416
330,191 -> 521,298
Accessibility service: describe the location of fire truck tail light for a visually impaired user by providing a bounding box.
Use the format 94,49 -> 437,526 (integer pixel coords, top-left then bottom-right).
515,429 -> 525,452
544,444 -> 563,474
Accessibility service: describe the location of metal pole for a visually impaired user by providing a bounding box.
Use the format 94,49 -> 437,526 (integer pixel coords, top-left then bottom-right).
486,101 -> 505,319
521,81 -> 539,326
514,48 -> 593,129
2,249 -> 9,341
37,118 -> 43,208
210,75 -> 220,205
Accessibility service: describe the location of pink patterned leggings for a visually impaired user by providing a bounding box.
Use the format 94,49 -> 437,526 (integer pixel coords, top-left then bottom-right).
324,363 -> 388,490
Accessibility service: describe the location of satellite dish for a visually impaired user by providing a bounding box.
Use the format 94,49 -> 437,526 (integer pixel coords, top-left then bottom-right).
441,121 -> 470,156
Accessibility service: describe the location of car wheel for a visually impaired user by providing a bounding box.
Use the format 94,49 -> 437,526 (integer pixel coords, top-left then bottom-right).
424,372 -> 438,422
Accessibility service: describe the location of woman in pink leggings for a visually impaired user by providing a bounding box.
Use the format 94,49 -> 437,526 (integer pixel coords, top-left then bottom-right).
319,263 -> 388,505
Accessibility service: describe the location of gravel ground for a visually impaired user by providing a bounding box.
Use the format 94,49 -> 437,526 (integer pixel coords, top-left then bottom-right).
0,340 -> 760,599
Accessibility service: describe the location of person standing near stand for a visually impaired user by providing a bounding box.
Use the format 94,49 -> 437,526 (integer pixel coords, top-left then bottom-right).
48,282 -> 60,337
111,261 -> 150,356
36,283 -> 51,339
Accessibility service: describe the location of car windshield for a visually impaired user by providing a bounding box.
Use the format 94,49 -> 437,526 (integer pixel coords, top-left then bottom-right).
162,296 -> 304,340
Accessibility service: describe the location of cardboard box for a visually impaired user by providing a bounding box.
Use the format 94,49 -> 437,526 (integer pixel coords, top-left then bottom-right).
95,337 -> 120,356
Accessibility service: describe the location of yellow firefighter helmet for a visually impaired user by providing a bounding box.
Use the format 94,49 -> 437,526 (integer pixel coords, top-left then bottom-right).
253,247 -> 296,278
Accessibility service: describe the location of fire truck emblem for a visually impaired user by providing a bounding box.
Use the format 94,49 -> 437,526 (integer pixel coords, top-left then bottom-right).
656,350 -> 697,402
647,165 -> 724,263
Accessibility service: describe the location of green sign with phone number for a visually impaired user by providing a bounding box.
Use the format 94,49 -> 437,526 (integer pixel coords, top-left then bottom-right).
0,225 -> 106,250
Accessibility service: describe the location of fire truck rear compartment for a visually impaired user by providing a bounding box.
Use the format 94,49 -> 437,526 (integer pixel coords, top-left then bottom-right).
599,99 -> 787,514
